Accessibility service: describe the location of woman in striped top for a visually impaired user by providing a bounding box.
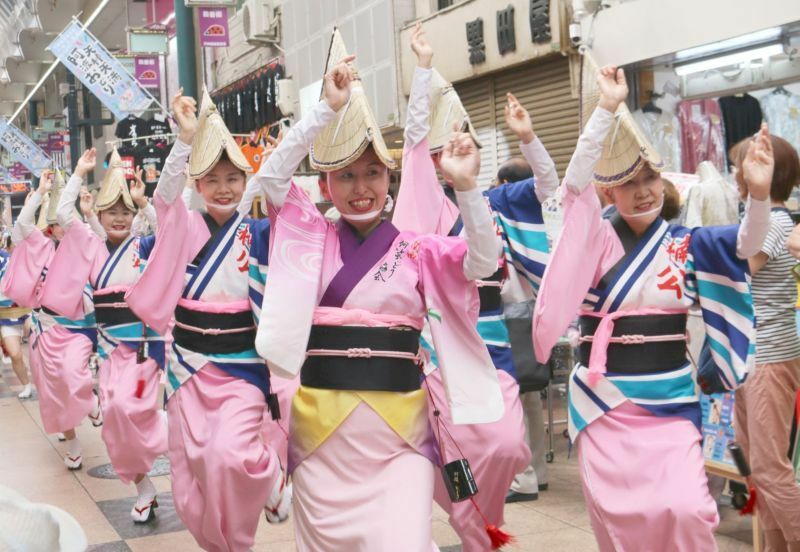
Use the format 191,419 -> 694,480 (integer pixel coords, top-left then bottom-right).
732,133 -> 800,552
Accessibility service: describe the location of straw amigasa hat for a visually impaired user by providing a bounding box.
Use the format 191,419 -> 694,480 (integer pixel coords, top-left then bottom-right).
189,88 -> 252,179
428,68 -> 482,153
36,192 -> 50,230
45,169 -> 67,225
309,28 -> 395,171
95,148 -> 134,212
580,51 -> 663,187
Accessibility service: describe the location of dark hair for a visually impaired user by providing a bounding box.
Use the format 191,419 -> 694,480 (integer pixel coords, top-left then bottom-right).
730,135 -> 800,202
660,178 -> 680,221
497,157 -> 533,185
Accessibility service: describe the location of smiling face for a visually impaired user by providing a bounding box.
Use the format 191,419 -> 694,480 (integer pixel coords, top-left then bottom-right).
195,156 -> 246,220
327,147 -> 389,234
604,164 -> 664,220
98,198 -> 135,244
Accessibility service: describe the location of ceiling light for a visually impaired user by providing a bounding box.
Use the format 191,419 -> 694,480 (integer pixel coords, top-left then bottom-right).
674,28 -> 782,61
674,43 -> 783,76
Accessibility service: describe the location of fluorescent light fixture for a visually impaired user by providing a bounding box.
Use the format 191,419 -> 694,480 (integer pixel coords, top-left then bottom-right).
674,43 -> 783,76
8,0 -> 111,125
674,28 -> 782,61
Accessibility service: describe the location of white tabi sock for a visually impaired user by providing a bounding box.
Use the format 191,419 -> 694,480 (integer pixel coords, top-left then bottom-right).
135,476 -> 157,507
66,437 -> 81,458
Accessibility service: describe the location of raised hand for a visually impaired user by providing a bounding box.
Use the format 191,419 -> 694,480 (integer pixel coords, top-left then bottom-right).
597,65 -> 628,113
439,125 -> 481,191
410,22 -> 433,69
38,170 -> 54,194
504,92 -> 535,144
130,166 -> 148,209
172,88 -> 199,145
323,55 -> 356,112
79,186 -> 94,217
263,129 -> 283,160
75,148 -> 97,179
742,123 -> 774,202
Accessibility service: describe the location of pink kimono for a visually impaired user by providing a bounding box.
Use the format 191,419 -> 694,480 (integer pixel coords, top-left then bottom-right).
125,140 -> 283,552
40,213 -> 167,485
2,217 -> 96,434
253,98 -> 504,551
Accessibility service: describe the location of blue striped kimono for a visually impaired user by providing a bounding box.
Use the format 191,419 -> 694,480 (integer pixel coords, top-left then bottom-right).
567,217 -> 754,439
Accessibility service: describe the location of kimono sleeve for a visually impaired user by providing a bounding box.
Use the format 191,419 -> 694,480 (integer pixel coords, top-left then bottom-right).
485,178 -> 549,294
685,224 -> 754,389
40,222 -> 104,320
247,217 -> 271,325
1,229 -> 53,308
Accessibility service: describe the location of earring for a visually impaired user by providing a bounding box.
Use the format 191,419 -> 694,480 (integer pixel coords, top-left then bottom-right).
384,194 -> 394,213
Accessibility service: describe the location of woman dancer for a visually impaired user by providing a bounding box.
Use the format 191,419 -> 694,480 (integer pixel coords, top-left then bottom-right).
0,247 -> 32,399
2,167 -> 101,470
253,31 -> 502,550
125,89 -> 290,552
41,148 -> 168,524
532,60 -> 771,551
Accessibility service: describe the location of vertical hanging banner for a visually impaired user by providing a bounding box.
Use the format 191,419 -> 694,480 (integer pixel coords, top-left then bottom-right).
0,119 -> 52,177
48,20 -> 154,120
135,55 -> 161,89
198,8 -> 230,47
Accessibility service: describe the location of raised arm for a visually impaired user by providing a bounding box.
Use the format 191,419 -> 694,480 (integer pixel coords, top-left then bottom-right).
404,22 -> 433,148
11,185 -> 46,245
155,91 -> 196,205
253,57 -> 353,208
78,186 -> 107,240
57,149 -> 95,230
504,92 -> 559,202
737,123 -> 772,260
439,130 -> 500,279
129,167 -> 157,235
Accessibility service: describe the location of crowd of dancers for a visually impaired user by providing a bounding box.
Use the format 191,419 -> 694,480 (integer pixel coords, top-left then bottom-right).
2,23 -> 799,552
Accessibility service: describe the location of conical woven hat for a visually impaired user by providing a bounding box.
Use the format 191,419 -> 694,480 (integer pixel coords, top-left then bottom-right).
309,29 -> 395,171
189,88 -> 252,179
428,69 -> 481,153
36,192 -> 50,230
95,148 -> 134,212
46,170 -> 66,225
580,51 -> 663,187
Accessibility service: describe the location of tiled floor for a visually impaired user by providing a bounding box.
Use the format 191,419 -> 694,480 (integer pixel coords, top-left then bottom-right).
0,374 -> 755,551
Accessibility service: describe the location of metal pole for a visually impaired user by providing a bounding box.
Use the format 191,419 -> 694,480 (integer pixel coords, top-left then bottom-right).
174,0 -> 198,100
66,73 -> 80,172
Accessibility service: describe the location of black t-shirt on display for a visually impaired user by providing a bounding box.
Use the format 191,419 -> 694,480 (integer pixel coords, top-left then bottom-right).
719,94 -> 763,161
115,115 -> 148,148
146,117 -> 172,139
134,143 -> 169,197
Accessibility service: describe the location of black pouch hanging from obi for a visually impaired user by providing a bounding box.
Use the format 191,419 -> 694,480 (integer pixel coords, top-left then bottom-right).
267,392 -> 281,421
441,458 -> 478,502
137,324 -> 148,364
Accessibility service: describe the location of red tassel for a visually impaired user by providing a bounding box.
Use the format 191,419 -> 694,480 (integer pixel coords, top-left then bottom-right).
486,524 -> 515,550
740,487 -> 757,516
134,379 -> 145,399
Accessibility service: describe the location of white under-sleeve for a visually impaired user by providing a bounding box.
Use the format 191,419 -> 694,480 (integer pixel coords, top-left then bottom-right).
181,186 -> 194,208
131,203 -> 157,237
11,191 -> 43,245
457,188 -> 501,280
87,214 -> 108,240
56,174 -> 84,230
736,196 -> 771,259
404,66 -> 433,148
564,107 -> 615,194
238,176 -> 260,216
253,101 -> 338,208
156,139 -> 191,204
520,138 -> 559,203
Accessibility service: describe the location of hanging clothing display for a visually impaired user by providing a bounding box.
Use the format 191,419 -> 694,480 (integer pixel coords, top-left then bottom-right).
760,87 -> 800,152
632,109 -> 682,172
678,99 -> 727,174
683,161 -> 740,228
718,94 -> 763,161
212,63 -> 285,136
146,115 -> 172,138
115,115 -> 148,147
134,142 -> 169,197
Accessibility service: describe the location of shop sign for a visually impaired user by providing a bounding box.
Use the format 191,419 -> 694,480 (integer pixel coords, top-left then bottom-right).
198,8 -> 230,48
135,56 -> 161,89
48,20 -> 154,120
466,18 -> 486,65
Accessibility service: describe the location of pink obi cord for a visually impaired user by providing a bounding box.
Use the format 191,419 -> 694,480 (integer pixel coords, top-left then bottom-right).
173,321 -> 256,336
581,308 -> 688,386
305,348 -> 422,363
